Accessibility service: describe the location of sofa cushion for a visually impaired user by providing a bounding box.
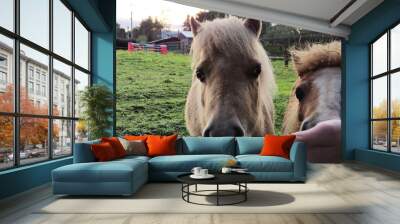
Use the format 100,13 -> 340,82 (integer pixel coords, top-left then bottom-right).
235,137 -> 264,155
236,155 -> 293,172
101,137 -> 127,158
180,137 -> 235,155
53,158 -> 147,183
259,135 -> 296,159
149,154 -> 235,172
119,138 -> 147,156
147,134 -> 178,157
116,155 -> 150,163
91,142 -> 118,161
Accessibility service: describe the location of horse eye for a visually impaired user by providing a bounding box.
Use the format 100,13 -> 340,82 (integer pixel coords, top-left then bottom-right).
295,87 -> 305,101
252,63 -> 262,77
196,68 -> 206,82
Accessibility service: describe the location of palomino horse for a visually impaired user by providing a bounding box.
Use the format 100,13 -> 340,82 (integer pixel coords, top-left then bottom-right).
282,41 -> 341,134
185,17 -> 276,137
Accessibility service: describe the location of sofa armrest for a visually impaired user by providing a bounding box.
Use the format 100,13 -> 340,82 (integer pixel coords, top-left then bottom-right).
73,140 -> 100,163
289,141 -> 307,181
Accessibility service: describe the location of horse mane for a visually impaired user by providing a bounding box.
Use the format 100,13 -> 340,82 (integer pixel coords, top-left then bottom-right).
190,17 -> 260,67
290,41 -> 341,76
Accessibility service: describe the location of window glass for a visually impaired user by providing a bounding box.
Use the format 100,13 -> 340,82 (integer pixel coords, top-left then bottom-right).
391,120 -> 400,153
391,72 -> 400,118
74,69 -> 89,118
372,121 -> 388,151
372,76 -> 387,119
0,35 -> 13,112
20,44 -> 49,115
20,0 -> 49,49
53,0 -> 72,60
0,116 -> 13,170
53,59 -> 72,117
372,33 -> 387,76
53,119 -> 72,157
74,18 -> 89,70
0,0 -> 14,31
19,117 -> 49,165
0,0 -> 92,168
391,24 -> 400,70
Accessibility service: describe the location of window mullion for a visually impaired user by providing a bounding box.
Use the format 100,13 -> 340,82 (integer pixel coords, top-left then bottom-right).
388,30 -> 391,153
71,10 -> 76,155
13,0 -> 20,167
48,0 -> 54,160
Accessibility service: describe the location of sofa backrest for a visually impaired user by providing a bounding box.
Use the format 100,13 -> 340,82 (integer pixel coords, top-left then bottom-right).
235,137 -> 264,155
179,137 -> 236,155
73,139 -> 100,163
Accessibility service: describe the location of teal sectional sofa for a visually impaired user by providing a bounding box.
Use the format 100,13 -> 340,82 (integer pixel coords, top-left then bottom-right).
52,137 -> 306,196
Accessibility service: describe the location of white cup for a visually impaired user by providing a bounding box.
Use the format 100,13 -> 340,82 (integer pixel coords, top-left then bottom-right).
200,169 -> 208,176
191,167 -> 202,176
221,167 -> 232,174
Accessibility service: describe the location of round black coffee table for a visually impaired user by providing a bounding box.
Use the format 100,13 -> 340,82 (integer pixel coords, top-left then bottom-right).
177,173 -> 255,206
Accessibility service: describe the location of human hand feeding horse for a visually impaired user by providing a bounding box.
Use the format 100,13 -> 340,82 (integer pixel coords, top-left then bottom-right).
185,17 -> 276,137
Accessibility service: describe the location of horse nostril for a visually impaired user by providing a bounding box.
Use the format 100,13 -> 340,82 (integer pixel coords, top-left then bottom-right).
233,126 -> 245,137
203,124 -> 245,137
203,128 -> 211,137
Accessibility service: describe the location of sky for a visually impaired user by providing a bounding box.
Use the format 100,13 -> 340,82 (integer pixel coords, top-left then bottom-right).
117,0 -> 203,31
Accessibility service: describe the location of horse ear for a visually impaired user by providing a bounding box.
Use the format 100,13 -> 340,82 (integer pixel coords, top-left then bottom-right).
190,17 -> 201,36
244,19 -> 262,37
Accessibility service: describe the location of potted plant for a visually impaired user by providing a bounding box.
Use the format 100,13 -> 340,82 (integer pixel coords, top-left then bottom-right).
79,84 -> 114,140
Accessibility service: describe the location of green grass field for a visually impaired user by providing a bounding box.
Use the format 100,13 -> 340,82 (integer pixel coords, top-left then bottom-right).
116,50 -> 297,136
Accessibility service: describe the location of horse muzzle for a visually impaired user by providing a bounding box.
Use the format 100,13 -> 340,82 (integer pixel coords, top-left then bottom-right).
202,120 -> 245,137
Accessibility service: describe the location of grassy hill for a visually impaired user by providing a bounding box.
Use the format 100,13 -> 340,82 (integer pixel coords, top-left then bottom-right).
116,50 -> 297,136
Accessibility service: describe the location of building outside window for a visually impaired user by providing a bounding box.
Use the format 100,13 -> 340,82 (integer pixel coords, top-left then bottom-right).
28,66 -> 34,80
370,23 -> 400,154
35,83 -> 40,95
0,54 -> 7,88
28,81 -> 34,94
35,69 -> 40,81
41,73 -> 46,83
41,85 -> 46,97
0,0 -> 91,170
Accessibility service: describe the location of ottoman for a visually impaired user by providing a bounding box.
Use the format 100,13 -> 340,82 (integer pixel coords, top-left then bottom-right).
52,158 -> 148,196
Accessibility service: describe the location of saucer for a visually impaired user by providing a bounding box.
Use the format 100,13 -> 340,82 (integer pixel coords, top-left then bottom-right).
190,174 -> 215,179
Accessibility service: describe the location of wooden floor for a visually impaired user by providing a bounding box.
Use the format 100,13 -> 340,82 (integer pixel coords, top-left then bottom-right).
1,162 -> 400,224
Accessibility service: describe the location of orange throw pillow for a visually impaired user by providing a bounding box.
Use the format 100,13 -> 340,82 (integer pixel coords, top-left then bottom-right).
146,134 -> 177,157
91,142 -> 117,162
101,137 -> 127,158
260,135 -> 296,159
124,135 -> 148,141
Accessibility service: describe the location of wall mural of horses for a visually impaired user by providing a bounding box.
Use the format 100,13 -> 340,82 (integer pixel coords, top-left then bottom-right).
185,17 -> 276,137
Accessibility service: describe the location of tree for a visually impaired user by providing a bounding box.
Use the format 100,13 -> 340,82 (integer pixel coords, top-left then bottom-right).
371,99 -> 400,143
133,17 -> 164,42
195,11 -> 226,22
0,85 -> 59,150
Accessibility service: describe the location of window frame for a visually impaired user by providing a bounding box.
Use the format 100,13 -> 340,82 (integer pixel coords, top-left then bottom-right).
370,21 -> 400,154
0,0 -> 92,171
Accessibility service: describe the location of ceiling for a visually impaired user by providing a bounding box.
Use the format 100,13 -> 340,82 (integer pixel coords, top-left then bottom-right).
167,0 -> 384,38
